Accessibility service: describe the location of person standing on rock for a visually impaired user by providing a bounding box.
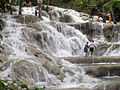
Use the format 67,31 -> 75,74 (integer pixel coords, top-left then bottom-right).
35,7 -> 37,16
37,0 -> 43,19
84,42 -> 89,56
89,40 -> 96,56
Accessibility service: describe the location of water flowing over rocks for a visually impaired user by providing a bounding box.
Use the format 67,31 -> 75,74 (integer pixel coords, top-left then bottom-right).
0,6 -> 120,90
0,16 -> 63,87
14,15 -> 40,24
13,60 -> 45,87
0,14 -> 99,89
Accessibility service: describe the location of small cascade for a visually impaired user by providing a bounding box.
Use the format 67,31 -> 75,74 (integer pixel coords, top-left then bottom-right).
107,71 -> 111,77
1,6 -> 120,89
112,24 -> 120,42
0,16 -> 52,87
31,21 -> 88,57
103,83 -> 106,90
104,44 -> 114,56
2,16 -> 29,59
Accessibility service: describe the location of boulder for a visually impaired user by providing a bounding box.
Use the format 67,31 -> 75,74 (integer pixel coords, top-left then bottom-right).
12,60 -> 45,88
60,14 -> 73,23
14,15 -> 40,24
103,24 -> 113,42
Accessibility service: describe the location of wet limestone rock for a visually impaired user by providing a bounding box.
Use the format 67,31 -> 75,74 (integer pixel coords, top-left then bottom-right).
0,19 -> 5,31
103,24 -> 113,42
12,60 -> 45,88
86,65 -> 120,77
60,14 -> 73,23
0,54 -> 7,65
14,15 -> 40,24
103,23 -> 120,42
95,43 -> 111,56
0,43 -> 7,65
95,43 -> 120,56
26,45 -> 65,81
27,23 -> 42,32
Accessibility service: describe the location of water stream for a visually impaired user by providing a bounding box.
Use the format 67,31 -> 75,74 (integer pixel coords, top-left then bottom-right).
0,6 -> 120,89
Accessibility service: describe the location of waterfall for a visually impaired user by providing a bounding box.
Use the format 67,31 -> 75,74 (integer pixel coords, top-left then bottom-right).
0,15 -> 99,88
2,6 -> 120,89
33,21 -> 88,57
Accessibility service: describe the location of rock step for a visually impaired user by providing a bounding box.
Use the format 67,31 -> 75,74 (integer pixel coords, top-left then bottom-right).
61,56 -> 120,64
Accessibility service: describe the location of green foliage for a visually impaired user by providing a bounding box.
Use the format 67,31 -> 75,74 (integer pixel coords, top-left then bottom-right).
102,0 -> 120,12
0,80 -> 30,90
43,0 -> 114,13
112,0 -> 120,8
35,86 -> 45,90
69,0 -> 88,11
0,0 -> 8,12
0,80 -> 7,90
0,80 -> 46,90
0,0 -> 16,13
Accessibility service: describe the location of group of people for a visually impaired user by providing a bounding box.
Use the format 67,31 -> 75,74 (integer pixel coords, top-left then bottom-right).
96,13 -> 112,23
84,40 -> 96,56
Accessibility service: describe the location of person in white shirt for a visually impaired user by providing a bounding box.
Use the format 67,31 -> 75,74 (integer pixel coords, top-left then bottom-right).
89,40 -> 96,56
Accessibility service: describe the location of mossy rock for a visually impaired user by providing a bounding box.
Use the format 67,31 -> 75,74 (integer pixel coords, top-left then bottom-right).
59,14 -> 73,23
35,86 -> 45,90
0,80 -> 30,90
12,60 -> 45,88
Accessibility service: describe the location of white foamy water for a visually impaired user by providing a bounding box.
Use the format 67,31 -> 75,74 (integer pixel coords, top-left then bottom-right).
50,6 -> 90,23
2,16 -> 31,59
35,21 -> 88,57
2,6 -> 120,89
0,15 -> 94,88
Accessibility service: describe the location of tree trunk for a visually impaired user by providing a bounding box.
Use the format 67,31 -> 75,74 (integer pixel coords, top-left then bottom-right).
9,0 -> 13,15
10,7 -> 13,15
19,0 -> 23,15
46,0 -> 49,12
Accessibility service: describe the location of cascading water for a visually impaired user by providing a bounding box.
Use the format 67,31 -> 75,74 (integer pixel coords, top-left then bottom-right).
31,21 -> 88,57
1,6 -> 120,89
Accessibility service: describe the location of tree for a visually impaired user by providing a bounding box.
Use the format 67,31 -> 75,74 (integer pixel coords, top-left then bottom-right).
9,0 -> 14,14
0,0 -> 9,13
0,0 -> 15,14
18,0 -> 23,15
